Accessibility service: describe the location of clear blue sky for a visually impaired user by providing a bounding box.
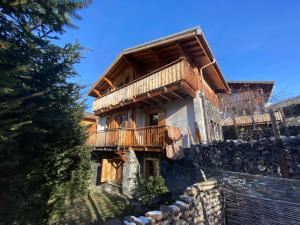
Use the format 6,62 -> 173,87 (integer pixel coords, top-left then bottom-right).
57,0 -> 300,111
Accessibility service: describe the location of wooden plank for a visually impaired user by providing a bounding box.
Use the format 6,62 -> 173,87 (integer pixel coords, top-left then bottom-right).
92,89 -> 102,97
176,43 -> 194,66
103,77 -> 115,90
159,93 -> 172,101
169,90 -> 183,99
101,159 -> 110,182
92,59 -> 200,113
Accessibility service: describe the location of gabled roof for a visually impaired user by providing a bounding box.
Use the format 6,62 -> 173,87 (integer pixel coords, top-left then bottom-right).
88,27 -> 230,97
227,80 -> 275,102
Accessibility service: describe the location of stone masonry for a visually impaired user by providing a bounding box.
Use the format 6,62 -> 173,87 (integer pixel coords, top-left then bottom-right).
123,179 -> 224,225
122,149 -> 140,196
192,135 -> 300,179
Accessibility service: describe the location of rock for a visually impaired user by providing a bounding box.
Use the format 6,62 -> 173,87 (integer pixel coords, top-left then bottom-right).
145,211 -> 162,221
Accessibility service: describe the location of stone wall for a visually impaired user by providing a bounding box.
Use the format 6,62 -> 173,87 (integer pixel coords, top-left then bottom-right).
192,135 -> 300,179
122,149 -> 140,197
123,180 -> 224,225
223,124 -> 300,140
161,152 -> 200,196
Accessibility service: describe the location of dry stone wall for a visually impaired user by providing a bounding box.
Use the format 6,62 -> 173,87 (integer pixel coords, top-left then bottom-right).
192,135 -> 300,179
123,180 -> 224,225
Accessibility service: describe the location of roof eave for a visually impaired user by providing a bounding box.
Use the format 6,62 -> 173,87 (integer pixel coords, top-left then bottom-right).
88,27 -> 231,95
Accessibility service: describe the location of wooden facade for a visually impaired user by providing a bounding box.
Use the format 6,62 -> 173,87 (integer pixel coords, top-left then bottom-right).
88,28 -> 230,152
87,125 -> 168,151
81,112 -> 97,136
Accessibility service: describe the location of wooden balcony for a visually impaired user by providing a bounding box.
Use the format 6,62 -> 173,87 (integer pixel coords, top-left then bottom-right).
87,126 -> 168,151
221,111 -> 284,127
92,58 -> 198,113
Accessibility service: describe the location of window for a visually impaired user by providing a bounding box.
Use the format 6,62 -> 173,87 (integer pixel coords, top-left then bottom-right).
144,158 -> 160,178
149,113 -> 158,126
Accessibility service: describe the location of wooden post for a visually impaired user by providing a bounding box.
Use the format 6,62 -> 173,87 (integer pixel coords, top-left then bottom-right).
250,114 -> 256,130
194,121 -> 202,144
187,126 -> 195,145
269,109 -> 280,140
279,107 -> 286,126
231,114 -> 239,139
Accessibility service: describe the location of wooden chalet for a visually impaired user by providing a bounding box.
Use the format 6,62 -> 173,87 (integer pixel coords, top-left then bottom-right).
222,80 -> 279,127
87,27 -> 230,195
227,80 -> 274,103
81,112 -> 97,136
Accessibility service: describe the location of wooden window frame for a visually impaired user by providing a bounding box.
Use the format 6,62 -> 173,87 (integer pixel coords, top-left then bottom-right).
143,157 -> 160,178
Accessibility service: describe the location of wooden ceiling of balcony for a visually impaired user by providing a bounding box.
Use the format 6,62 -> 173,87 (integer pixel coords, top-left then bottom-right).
88,28 -> 230,98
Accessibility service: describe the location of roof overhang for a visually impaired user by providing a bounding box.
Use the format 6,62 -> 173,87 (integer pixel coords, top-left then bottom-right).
88,27 -> 230,97
227,80 -> 275,102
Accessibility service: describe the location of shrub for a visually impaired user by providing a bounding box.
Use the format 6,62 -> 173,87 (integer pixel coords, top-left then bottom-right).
136,175 -> 171,209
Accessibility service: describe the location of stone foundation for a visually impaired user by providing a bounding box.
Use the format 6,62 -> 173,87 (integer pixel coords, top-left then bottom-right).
123,179 -> 224,225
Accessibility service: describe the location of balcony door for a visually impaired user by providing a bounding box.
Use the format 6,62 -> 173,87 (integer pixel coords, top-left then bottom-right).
145,109 -> 165,145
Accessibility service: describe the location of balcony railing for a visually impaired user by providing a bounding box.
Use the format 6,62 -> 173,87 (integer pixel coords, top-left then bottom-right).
87,125 -> 168,148
221,111 -> 284,126
92,58 -> 198,112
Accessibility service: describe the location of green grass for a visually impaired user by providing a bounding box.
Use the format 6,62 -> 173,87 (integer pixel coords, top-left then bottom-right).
58,191 -> 133,225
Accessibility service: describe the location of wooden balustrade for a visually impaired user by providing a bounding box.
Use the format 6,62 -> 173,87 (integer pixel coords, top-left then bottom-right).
221,111 -> 284,126
92,58 -> 198,112
87,125 -> 168,148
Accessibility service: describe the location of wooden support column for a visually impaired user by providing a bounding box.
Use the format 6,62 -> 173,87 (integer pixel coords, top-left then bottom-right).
269,109 -> 281,141
279,108 -> 287,126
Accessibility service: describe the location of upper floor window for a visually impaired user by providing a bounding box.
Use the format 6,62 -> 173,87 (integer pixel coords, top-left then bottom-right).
149,113 -> 158,126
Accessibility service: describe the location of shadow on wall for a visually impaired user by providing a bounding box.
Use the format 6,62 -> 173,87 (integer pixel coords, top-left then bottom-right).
161,149 -> 202,196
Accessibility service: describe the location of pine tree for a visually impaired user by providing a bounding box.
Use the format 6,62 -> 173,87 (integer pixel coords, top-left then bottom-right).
0,1 -> 91,224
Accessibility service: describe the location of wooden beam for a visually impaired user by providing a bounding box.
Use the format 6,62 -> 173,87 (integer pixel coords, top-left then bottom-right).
103,77 -> 115,90
150,97 -> 165,104
92,89 -> 101,97
140,100 -> 152,106
180,81 -> 196,98
170,90 -> 183,99
148,98 -> 162,106
149,48 -> 163,67
123,55 -> 133,67
160,94 -> 172,101
194,36 -> 212,61
176,43 -> 194,66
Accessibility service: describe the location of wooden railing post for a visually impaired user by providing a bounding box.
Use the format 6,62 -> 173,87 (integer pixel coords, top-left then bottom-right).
269,109 -> 281,141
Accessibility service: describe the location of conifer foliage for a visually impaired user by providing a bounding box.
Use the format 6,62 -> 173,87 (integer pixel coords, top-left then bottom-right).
0,1 -> 91,224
